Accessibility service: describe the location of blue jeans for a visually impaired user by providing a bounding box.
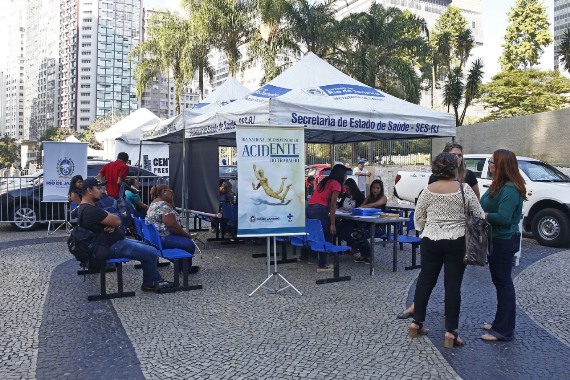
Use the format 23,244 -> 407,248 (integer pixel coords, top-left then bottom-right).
161,234 -> 195,267
306,204 -> 330,267
108,238 -> 162,286
487,233 -> 521,341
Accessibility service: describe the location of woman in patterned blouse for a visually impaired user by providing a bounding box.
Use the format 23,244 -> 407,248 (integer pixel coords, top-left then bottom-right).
146,184 -> 199,273
409,153 -> 485,348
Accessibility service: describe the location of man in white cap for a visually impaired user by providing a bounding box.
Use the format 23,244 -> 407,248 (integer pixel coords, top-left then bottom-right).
353,159 -> 371,196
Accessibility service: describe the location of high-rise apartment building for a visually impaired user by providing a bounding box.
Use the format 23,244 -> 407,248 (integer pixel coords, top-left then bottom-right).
24,0 -> 60,141
0,0 -> 27,139
59,0 -> 143,132
554,0 -> 570,70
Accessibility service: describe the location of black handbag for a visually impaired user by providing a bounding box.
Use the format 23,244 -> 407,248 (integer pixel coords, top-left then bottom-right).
459,184 -> 492,266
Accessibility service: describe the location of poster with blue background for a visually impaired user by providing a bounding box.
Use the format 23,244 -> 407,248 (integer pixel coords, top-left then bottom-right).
236,126 -> 305,237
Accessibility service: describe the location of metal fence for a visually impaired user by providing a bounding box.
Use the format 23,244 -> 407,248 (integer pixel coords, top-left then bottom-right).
0,174 -> 163,231
306,139 -> 432,166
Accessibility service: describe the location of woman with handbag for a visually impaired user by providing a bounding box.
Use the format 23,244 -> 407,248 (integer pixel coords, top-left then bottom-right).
409,153 -> 484,348
480,149 -> 526,342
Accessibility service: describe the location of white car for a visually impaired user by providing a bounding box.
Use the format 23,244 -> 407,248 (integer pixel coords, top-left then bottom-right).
394,154 -> 570,247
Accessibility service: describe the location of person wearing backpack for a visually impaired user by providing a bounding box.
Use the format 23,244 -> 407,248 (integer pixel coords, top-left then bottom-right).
79,177 -> 172,292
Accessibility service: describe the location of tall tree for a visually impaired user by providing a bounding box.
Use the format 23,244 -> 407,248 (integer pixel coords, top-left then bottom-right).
478,69 -> 570,121
336,4 -> 429,103
0,135 -> 19,168
247,0 -> 299,83
185,0 -> 254,77
284,0 -> 339,58
129,11 -> 194,114
431,6 -> 484,125
499,0 -> 552,70
557,28 -> 570,73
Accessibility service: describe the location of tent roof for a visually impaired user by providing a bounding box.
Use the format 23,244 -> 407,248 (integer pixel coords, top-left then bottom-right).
141,77 -> 250,143
63,135 -> 81,143
96,108 -> 160,143
185,53 -> 455,144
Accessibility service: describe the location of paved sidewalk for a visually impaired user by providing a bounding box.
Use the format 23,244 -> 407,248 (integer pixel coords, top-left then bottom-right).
0,226 -> 568,379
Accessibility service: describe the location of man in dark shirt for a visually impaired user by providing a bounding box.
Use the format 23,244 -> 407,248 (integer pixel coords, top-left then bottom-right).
79,177 -> 171,292
97,152 -> 129,199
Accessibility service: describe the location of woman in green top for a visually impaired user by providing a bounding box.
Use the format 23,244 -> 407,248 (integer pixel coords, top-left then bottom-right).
480,149 -> 526,342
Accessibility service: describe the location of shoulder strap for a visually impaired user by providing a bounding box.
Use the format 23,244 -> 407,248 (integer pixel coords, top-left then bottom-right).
459,182 -> 468,217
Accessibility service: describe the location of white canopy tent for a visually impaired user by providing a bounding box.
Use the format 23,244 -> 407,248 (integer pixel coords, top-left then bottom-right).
141,77 -> 251,144
95,108 -> 161,159
185,52 -> 455,145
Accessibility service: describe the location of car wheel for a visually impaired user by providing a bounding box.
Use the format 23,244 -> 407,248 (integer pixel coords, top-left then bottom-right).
11,205 -> 39,231
531,208 -> 570,247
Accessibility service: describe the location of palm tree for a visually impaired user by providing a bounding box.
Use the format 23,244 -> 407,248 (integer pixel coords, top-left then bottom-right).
443,58 -> 484,126
558,28 -> 570,73
335,4 -> 429,103
284,0 -> 339,58
247,0 -> 299,83
129,12 -> 194,114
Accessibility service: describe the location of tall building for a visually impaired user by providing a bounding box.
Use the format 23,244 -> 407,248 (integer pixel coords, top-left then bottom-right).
0,0 -> 27,139
24,0 -> 60,141
59,0 -> 143,132
554,0 -> 570,70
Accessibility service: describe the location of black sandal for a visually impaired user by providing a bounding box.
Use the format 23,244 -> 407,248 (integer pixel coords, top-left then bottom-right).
397,311 -> 413,319
444,330 -> 465,348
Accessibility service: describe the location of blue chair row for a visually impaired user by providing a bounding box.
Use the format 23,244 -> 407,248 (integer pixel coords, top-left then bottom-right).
133,216 -> 202,293
291,219 -> 351,285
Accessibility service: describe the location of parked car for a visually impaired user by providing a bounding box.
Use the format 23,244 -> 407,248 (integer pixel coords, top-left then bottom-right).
0,161 -> 164,231
393,154 -> 570,247
305,164 -> 354,187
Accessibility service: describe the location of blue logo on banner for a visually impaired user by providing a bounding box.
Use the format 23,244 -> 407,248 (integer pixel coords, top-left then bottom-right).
320,84 -> 384,98
251,84 -> 291,98
194,102 -> 210,109
56,158 -> 75,177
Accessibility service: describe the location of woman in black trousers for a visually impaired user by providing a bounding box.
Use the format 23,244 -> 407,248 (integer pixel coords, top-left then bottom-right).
409,153 -> 485,348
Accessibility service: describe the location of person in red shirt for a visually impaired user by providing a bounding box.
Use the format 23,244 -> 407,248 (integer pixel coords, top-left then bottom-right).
306,163 -> 348,272
97,152 -> 129,199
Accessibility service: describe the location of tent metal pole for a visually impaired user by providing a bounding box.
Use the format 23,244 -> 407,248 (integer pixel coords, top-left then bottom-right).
137,139 -> 142,178
182,113 -> 188,227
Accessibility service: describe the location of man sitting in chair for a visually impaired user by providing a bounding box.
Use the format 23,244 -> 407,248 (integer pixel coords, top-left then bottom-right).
78,177 -> 172,292
251,164 -> 292,202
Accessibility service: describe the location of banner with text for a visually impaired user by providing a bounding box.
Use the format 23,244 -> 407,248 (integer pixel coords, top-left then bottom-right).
115,140 -> 170,176
237,126 -> 305,236
43,142 -> 88,202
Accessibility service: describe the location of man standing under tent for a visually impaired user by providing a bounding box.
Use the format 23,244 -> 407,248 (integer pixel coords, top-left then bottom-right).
353,159 -> 371,196
97,152 -> 129,199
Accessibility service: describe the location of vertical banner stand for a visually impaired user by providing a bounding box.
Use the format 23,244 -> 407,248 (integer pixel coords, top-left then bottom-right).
249,236 -> 302,296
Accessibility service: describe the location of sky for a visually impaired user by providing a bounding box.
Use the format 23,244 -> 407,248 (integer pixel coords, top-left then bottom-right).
143,0 -> 555,84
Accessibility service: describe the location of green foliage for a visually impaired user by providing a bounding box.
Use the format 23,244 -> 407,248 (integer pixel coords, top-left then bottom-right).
499,0 -> 552,70
80,114 -> 126,150
430,6 -> 483,125
0,135 -> 19,168
129,11 -> 194,113
478,69 -> 570,121
557,29 -> 570,73
40,127 -> 78,143
335,4 -> 429,103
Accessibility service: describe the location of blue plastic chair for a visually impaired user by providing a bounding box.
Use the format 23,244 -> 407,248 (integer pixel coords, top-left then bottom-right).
391,211 -> 421,270
305,219 -> 351,285
141,222 -> 202,292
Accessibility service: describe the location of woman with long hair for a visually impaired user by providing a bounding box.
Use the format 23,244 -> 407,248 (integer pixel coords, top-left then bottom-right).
408,153 -> 484,348
68,175 -> 84,204
480,149 -> 526,342
146,184 -> 199,273
360,179 -> 387,210
306,164 -> 348,272
337,178 -> 364,212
